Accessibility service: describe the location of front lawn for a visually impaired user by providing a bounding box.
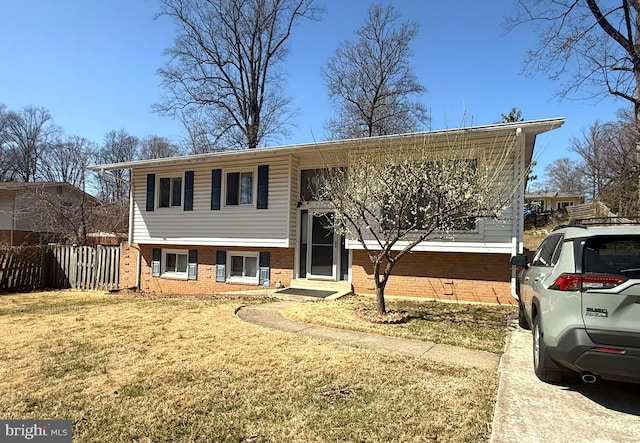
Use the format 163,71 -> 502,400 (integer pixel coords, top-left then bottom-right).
283,295 -> 516,354
0,291 -> 499,442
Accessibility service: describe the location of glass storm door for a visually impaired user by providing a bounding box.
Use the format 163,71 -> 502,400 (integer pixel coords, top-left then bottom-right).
308,213 -> 337,279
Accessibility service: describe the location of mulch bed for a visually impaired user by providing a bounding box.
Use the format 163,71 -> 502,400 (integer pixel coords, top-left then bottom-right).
354,307 -> 410,324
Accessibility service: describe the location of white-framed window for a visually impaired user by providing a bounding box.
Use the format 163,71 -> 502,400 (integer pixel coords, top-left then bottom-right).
225,170 -> 254,206
162,249 -> 188,279
227,251 -> 259,284
159,176 -> 183,208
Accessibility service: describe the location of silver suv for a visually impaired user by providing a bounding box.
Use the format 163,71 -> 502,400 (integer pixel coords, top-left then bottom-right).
511,220 -> 640,384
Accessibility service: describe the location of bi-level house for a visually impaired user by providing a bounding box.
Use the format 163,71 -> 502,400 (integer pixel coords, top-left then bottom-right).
91,118 -> 564,304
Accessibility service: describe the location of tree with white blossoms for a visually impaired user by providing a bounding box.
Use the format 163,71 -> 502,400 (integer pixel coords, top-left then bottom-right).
314,131 -> 522,315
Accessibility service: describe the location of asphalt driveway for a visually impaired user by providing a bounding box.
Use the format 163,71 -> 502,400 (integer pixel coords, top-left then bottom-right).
491,326 -> 640,443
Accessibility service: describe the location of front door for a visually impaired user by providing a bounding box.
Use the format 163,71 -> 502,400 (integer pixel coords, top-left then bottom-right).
299,210 -> 338,280
309,213 -> 336,279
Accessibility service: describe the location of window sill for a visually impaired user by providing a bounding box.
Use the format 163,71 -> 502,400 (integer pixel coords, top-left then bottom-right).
159,272 -> 188,280
223,205 -> 256,209
226,277 -> 259,285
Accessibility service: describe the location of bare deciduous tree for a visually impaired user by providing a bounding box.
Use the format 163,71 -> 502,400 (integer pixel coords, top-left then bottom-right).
89,200 -> 131,235
19,185 -> 98,245
508,2 -> 640,206
41,136 -> 96,188
508,1 -> 640,116
178,109 -> 216,154
315,132 -> 520,315
2,106 -> 60,182
323,3 -> 428,139
0,104 -> 10,180
156,0 -> 321,150
570,114 -> 640,214
542,157 -> 588,193
140,135 -> 183,160
95,129 -> 139,203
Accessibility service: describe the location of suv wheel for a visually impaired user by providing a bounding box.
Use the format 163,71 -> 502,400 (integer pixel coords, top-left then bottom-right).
532,316 -> 564,383
518,301 -> 530,330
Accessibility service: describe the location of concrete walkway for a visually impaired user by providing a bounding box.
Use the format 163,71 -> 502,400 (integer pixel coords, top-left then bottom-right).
235,301 -> 500,371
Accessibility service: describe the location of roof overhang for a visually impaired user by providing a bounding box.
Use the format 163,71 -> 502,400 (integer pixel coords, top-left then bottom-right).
88,117 -> 565,171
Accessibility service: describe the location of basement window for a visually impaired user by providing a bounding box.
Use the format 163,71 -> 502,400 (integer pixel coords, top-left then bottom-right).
227,252 -> 258,284
162,249 -> 188,279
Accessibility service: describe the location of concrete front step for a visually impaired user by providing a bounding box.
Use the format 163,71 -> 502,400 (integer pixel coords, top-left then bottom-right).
287,279 -> 352,291
276,279 -> 353,300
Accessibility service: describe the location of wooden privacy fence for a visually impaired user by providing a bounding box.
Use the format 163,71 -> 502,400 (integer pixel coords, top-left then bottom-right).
49,245 -> 120,290
0,245 -> 121,293
0,246 -> 48,293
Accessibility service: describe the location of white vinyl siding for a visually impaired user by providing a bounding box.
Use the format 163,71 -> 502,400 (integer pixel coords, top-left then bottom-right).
129,127 -> 532,254
288,155 -> 299,246
132,157 -> 292,247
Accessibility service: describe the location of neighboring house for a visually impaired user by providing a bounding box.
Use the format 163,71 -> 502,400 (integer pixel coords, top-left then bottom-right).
91,118 -> 564,304
0,182 -> 95,246
525,192 -> 586,212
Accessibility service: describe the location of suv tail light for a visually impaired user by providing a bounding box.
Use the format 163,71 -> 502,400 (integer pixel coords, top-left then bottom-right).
550,273 -> 627,291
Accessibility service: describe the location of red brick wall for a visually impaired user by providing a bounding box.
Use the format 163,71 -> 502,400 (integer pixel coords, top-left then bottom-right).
351,250 -> 515,305
121,243 -> 294,295
119,242 -> 139,289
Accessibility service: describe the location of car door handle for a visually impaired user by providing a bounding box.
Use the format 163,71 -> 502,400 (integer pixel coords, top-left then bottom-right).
534,273 -> 546,282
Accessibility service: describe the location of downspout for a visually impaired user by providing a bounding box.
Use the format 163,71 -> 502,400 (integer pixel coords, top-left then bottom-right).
136,246 -> 141,289
127,170 -> 141,290
128,170 -> 134,245
511,127 -> 525,300
11,194 -> 16,246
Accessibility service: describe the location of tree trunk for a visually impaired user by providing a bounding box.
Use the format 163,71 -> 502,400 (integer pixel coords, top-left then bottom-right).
375,284 -> 387,316
373,260 -> 387,315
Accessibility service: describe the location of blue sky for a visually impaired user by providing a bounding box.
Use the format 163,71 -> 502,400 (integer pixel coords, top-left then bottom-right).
0,0 -> 625,183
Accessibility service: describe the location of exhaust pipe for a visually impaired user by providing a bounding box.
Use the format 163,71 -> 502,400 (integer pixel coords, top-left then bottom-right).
580,373 -> 598,384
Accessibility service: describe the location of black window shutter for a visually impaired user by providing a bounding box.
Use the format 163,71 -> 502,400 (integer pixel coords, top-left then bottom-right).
211,169 -> 222,210
257,165 -> 269,209
259,251 -> 270,285
152,247 -> 161,277
146,174 -> 155,211
184,170 -> 194,211
216,250 -> 226,282
188,249 -> 197,280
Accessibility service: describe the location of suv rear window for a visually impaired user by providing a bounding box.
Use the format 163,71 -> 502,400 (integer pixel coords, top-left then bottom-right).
583,236 -> 640,276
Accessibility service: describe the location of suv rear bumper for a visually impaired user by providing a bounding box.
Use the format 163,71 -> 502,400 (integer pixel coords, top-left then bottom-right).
547,328 -> 640,383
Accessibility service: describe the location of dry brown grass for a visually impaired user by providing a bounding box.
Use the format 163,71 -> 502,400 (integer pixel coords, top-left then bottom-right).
284,295 -> 515,354
0,291 -> 499,442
